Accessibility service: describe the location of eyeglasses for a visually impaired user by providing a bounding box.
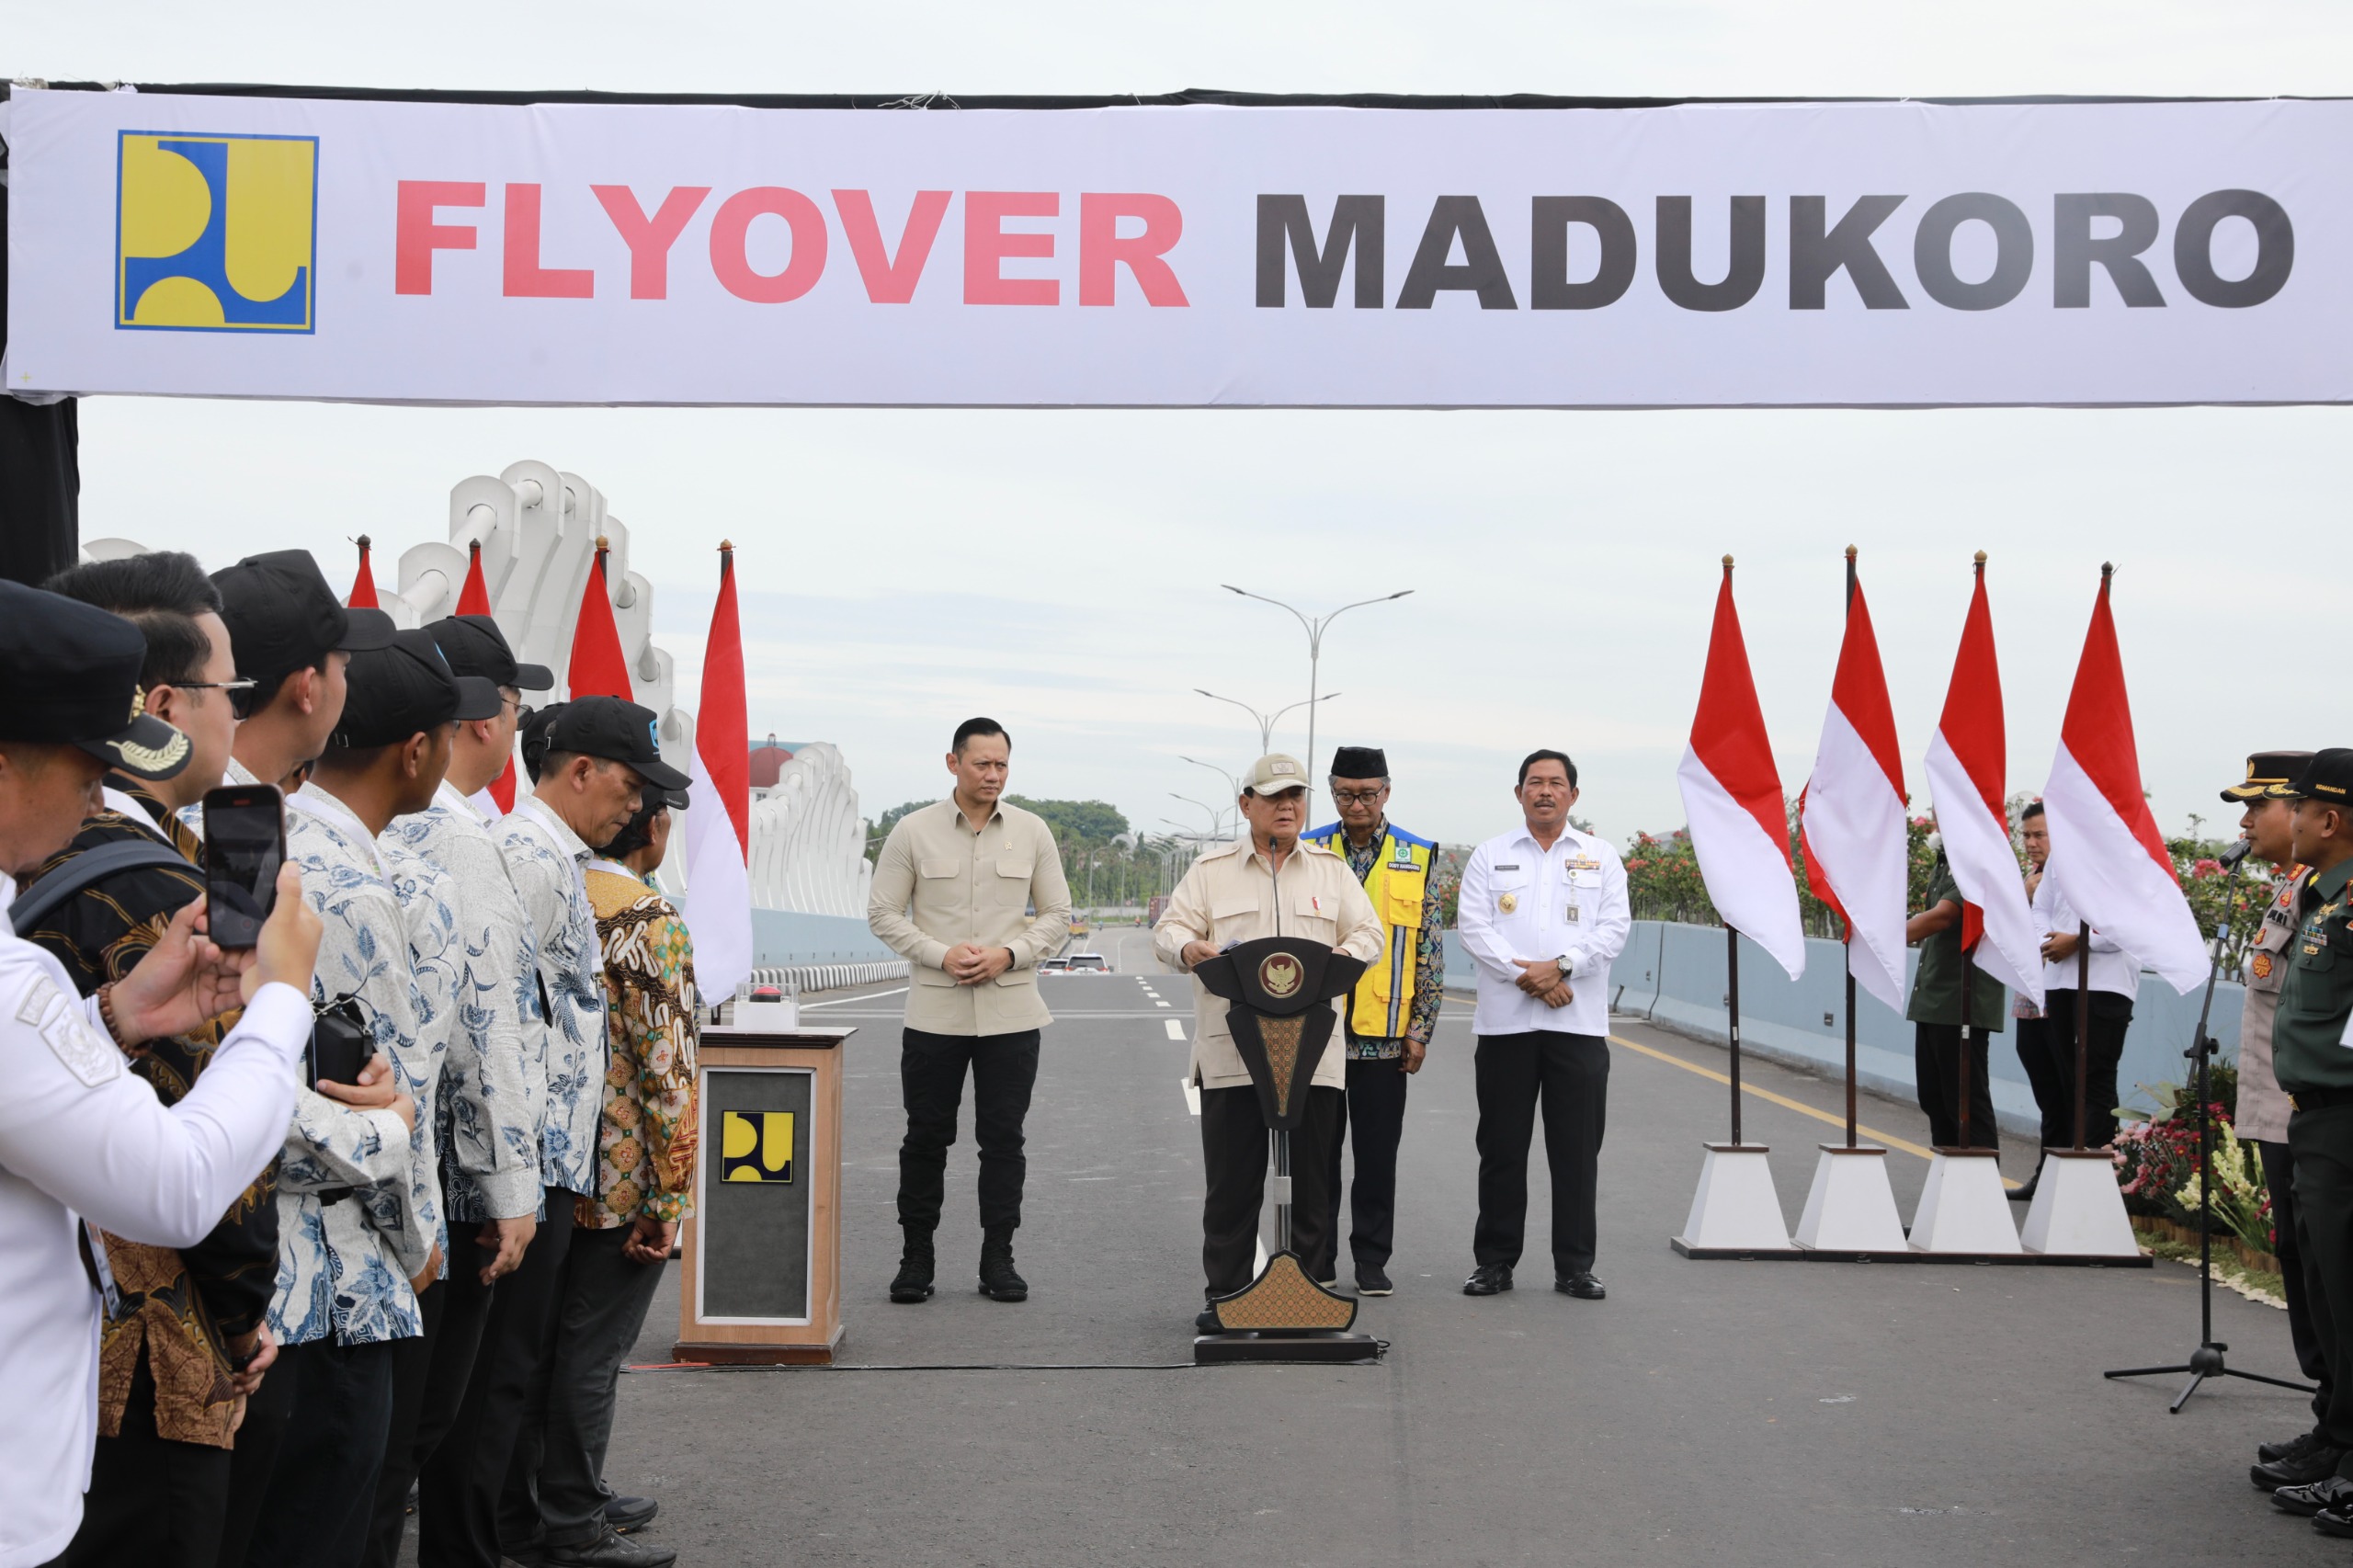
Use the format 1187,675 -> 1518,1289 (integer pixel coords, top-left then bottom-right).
1331,788 -> 1387,806
181,678 -> 260,721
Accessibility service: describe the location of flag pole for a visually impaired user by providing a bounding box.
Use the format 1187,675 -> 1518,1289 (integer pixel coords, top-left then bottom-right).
1843,545 -> 1859,1148
1727,924 -> 1743,1145
2070,560 -> 2113,1151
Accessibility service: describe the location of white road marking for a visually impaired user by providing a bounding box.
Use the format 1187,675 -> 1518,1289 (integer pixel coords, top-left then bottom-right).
1180,1077 -> 1200,1116
801,987 -> 908,1009
1164,1018 -> 1186,1040
1154,1000 -> 1171,1008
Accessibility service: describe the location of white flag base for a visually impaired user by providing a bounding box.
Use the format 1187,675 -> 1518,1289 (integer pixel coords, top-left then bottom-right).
1793,1144 -> 1909,1255
2020,1149 -> 2140,1258
1672,1143 -> 1800,1258
1909,1149 -> 2023,1255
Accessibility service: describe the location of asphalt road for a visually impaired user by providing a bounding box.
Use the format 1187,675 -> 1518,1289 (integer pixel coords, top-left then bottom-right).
519,925 -> 2326,1566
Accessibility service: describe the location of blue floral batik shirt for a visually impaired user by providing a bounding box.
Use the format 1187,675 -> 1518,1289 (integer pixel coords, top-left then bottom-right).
496,795 -> 607,1196
274,785 -> 435,1347
384,782 -> 550,1222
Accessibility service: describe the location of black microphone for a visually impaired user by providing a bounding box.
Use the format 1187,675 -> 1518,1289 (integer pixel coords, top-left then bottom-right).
2220,838 -> 2255,870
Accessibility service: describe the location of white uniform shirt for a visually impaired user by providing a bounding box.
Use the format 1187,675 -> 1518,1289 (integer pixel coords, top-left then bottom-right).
0,886 -> 310,1568
2032,876 -> 2142,1002
1457,824 -> 1632,1040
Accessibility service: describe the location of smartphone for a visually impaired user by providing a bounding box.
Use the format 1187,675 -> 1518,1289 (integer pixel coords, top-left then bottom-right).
202,785 -> 285,950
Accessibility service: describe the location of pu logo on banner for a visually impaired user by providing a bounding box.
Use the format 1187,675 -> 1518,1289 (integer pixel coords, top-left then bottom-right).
720,1110 -> 794,1184
116,131 -> 316,332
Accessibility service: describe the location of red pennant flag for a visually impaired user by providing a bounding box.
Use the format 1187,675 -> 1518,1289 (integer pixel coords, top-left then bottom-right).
453,541 -> 517,811
683,542 -> 754,998
567,539 -> 633,701
347,535 -> 380,608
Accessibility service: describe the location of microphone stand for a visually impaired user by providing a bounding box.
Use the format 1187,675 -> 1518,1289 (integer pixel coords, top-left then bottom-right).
2104,847 -> 2313,1412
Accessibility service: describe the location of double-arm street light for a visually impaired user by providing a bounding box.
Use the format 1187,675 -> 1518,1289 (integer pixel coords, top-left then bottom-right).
1221,585 -> 1414,784
1192,689 -> 1341,758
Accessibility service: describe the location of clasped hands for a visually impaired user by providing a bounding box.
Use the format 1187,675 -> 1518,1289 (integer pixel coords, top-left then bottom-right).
942,944 -> 1014,985
1513,957 -> 1574,1009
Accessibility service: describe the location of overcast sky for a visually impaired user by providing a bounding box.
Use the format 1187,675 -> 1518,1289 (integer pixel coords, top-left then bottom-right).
9,2 -> 2349,846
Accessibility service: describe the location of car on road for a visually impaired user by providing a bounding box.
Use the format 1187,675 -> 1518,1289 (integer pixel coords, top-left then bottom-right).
1038,956 -> 1072,975
1065,952 -> 1112,973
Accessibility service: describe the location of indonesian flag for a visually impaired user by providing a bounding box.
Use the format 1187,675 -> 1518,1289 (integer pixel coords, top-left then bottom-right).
346,535 -> 379,608
454,541 -> 518,816
1923,560 -> 2042,1007
682,544 -> 755,1003
567,540 -> 633,701
1677,559 -> 1806,981
2040,569 -> 2208,994
1797,566 -> 1909,1011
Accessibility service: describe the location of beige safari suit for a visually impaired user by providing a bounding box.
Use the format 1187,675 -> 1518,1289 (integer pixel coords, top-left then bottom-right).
868,799 -> 1073,1036
1152,835 -> 1384,1090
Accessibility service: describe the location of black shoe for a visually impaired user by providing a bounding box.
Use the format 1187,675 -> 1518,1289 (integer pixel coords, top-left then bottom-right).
2274,1476 -> 2353,1517
2263,1428 -> 2325,1465
2316,1500 -> 2353,1539
542,1526 -> 677,1568
1356,1266 -> 1394,1297
890,1242 -> 935,1304
606,1495 -> 657,1533
1463,1264 -> 1514,1296
1194,1306 -> 1222,1335
2006,1176 -> 2038,1203
2256,1445 -> 2347,1492
1555,1270 -> 1607,1301
979,1256 -> 1029,1301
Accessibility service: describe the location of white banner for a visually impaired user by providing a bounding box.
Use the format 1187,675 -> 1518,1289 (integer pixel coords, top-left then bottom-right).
6,88 -> 2350,407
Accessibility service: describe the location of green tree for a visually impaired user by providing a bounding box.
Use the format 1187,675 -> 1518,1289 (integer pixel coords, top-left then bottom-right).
864,798 -> 939,862
1005,796 -> 1130,843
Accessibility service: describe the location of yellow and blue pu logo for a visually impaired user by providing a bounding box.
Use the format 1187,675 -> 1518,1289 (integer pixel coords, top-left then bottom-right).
115,131 -> 317,333
720,1110 -> 795,1185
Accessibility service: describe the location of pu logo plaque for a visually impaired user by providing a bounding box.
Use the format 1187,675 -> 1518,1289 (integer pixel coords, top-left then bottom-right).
721,1109 -> 795,1184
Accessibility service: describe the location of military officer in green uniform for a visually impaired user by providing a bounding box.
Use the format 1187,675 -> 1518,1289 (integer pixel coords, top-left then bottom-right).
2263,749 -> 2353,1536
1904,832 -> 2007,1151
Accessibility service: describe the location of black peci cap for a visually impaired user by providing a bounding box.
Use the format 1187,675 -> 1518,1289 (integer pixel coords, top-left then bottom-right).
1329,745 -> 1389,779
213,549 -> 395,699
2273,748 -> 2353,804
542,695 -> 689,790
428,614 -> 553,692
332,631 -> 474,749
2222,750 -> 2313,803
0,580 -> 192,781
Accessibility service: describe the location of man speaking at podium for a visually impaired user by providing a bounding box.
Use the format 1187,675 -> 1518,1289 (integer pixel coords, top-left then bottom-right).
1154,755 -> 1383,1334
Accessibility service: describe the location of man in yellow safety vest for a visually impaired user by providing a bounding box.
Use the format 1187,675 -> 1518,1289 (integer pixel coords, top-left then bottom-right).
1302,746 -> 1442,1297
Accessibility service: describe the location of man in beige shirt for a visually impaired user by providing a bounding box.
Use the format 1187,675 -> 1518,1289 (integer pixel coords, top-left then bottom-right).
1153,754 -> 1383,1330
868,718 -> 1072,1306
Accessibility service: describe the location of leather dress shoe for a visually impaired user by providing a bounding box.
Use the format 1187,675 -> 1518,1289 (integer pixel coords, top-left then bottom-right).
2006,1175 -> 2038,1204
606,1494 -> 657,1533
2255,1442 -> 2346,1492
1555,1270 -> 1607,1301
2317,1500 -> 2353,1540
2274,1475 -> 2353,1517
1356,1265 -> 1394,1297
542,1526 -> 677,1567
1194,1306 -> 1222,1335
1462,1264 -> 1513,1296
2263,1428 -> 2325,1465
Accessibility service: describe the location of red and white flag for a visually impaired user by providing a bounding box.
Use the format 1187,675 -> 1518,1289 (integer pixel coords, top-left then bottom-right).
454,541 -> 518,817
1922,560 -> 2042,1007
1677,559 -> 1806,981
567,540 -> 633,701
2041,569 -> 2207,994
682,544 -> 755,1003
1798,565 -> 1909,1011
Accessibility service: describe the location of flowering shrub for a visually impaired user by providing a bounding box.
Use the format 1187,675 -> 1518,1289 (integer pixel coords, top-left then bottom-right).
2116,1071 -> 2273,1253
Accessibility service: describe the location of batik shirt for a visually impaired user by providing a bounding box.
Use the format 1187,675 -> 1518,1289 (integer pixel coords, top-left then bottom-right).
21,777 -> 276,1448
1336,826 -> 1446,1061
379,830 -> 459,1262
497,796 -> 607,1196
274,785 -> 433,1346
383,781 -> 549,1222
580,862 -> 700,1230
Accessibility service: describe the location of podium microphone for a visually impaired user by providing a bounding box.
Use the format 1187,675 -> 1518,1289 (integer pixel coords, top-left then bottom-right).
2218,837 -> 2255,871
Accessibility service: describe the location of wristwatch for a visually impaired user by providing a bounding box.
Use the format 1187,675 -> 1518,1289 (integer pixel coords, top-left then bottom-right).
1553,955 -> 1573,974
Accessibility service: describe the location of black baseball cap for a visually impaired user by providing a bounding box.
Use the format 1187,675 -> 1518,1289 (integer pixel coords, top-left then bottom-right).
428,614 -> 553,692
398,629 -> 503,724
212,549 -> 396,698
0,580 -> 191,781
2273,748 -> 2353,804
331,630 -> 487,749
2222,750 -> 2313,803
542,695 -> 689,790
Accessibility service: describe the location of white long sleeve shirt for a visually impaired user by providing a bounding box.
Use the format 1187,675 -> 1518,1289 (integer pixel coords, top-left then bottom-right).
2032,876 -> 2142,1002
1457,824 -> 1632,1040
0,887 -> 310,1568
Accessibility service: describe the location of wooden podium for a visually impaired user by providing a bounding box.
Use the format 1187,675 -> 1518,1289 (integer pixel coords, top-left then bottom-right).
674,1023 -> 850,1365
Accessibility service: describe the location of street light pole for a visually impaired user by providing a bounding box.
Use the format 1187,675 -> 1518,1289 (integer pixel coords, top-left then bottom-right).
1193,689 -> 1341,757
1221,586 -> 1413,780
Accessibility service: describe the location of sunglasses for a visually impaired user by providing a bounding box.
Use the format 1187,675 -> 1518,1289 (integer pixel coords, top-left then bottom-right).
181,677 -> 261,721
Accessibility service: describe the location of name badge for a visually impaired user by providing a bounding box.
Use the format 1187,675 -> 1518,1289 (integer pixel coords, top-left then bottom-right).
1568,856 -> 1601,871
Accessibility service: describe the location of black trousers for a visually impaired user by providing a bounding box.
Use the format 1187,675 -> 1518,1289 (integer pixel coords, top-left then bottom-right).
363,1232 -> 497,1568
418,1192 -> 577,1568
2262,1137 -> 2333,1425
2013,1016 -> 2075,1152
2045,988 -> 2135,1148
1199,1084 -> 1342,1296
237,1335 -> 400,1568
215,1329 -> 298,1568
1472,1031 -> 1609,1277
898,1028 -> 1041,1238
2290,1103 -> 2353,1461
60,1354 -> 233,1568
1914,1024 -> 2000,1150
506,1226 -> 670,1550
1323,1056 -> 1411,1273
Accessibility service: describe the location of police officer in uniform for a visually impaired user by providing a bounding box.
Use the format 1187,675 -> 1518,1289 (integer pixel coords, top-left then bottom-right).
2260,748 -> 2353,1535
1302,746 -> 1440,1297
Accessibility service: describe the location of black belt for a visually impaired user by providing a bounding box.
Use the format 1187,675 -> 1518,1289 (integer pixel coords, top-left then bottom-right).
2290,1086 -> 2353,1113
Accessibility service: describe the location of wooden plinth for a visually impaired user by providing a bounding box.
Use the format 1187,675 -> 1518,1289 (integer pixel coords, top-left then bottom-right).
1194,1331 -> 1382,1365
